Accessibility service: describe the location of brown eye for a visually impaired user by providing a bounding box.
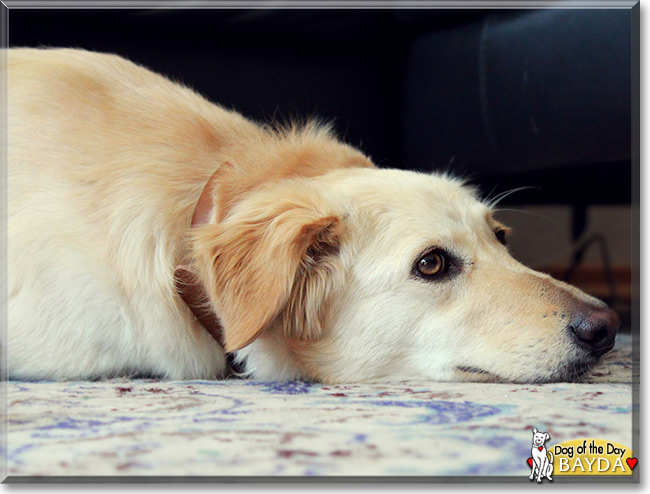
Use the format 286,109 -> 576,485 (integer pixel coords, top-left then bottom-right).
417,252 -> 446,277
495,229 -> 507,245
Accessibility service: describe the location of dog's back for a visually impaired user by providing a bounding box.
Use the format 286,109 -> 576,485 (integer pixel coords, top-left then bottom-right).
7,48 -> 372,380
7,48 -> 247,379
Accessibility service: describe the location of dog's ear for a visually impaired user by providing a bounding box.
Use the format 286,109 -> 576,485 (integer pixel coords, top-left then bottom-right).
545,433 -> 550,441
532,428 -> 538,435
191,183 -> 343,352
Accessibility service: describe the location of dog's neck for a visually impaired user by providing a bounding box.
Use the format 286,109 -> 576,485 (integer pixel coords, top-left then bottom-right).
174,169 -> 228,351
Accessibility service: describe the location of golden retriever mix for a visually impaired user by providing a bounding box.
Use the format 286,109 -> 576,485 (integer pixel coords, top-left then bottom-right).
7,48 -> 619,383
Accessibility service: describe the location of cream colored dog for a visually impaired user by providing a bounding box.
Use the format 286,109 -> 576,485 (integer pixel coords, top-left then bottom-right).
7,48 -> 619,383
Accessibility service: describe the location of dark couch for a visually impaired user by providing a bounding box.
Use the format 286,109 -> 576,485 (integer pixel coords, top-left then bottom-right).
9,8 -> 633,209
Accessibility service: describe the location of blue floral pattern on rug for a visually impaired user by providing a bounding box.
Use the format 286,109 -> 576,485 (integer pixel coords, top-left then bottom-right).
5,335 -> 634,477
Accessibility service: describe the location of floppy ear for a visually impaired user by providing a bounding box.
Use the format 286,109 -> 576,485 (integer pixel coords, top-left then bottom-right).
545,433 -> 550,441
191,184 -> 343,352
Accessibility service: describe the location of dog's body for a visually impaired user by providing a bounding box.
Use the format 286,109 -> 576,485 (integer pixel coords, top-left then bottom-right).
7,48 -> 619,383
529,428 -> 554,482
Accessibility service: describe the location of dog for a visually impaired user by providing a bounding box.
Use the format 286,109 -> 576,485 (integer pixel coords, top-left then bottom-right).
6,48 -> 620,383
529,428 -> 554,482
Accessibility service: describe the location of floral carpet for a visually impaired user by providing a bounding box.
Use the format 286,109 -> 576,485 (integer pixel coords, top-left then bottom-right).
4,335 -> 635,480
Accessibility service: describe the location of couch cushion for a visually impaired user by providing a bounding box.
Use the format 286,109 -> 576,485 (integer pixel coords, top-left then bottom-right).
401,9 -> 632,176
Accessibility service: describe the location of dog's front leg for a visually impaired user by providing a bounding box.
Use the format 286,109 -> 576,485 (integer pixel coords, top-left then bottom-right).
535,458 -> 545,483
529,456 -> 538,480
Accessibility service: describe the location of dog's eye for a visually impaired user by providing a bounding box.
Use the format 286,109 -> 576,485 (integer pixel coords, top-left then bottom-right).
495,229 -> 507,245
416,251 -> 447,277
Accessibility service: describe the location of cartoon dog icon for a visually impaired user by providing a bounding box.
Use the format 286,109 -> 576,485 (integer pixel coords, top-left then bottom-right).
529,428 -> 554,482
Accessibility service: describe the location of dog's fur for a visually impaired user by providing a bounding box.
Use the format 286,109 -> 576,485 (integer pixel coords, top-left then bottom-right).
7,48 -> 612,383
529,428 -> 554,482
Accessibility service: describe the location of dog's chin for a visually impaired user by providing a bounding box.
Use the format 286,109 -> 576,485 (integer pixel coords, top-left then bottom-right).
454,366 -> 505,383
455,355 -> 601,384
552,355 -> 601,382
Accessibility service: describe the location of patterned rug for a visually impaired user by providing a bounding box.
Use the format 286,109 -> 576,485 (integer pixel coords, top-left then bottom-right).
5,334 -> 635,479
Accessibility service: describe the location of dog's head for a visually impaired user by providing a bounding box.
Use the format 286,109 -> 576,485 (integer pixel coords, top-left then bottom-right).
532,428 -> 551,447
191,159 -> 619,383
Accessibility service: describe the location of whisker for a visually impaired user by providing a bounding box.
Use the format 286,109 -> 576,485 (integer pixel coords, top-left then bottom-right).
483,182 -> 501,205
486,186 -> 541,208
488,187 -> 532,206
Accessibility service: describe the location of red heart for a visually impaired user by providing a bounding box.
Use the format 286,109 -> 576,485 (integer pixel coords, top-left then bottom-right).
538,446 -> 544,451
527,458 -> 533,467
626,458 -> 637,470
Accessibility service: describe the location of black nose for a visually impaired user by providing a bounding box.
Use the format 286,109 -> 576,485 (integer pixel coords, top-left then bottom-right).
569,308 -> 620,356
